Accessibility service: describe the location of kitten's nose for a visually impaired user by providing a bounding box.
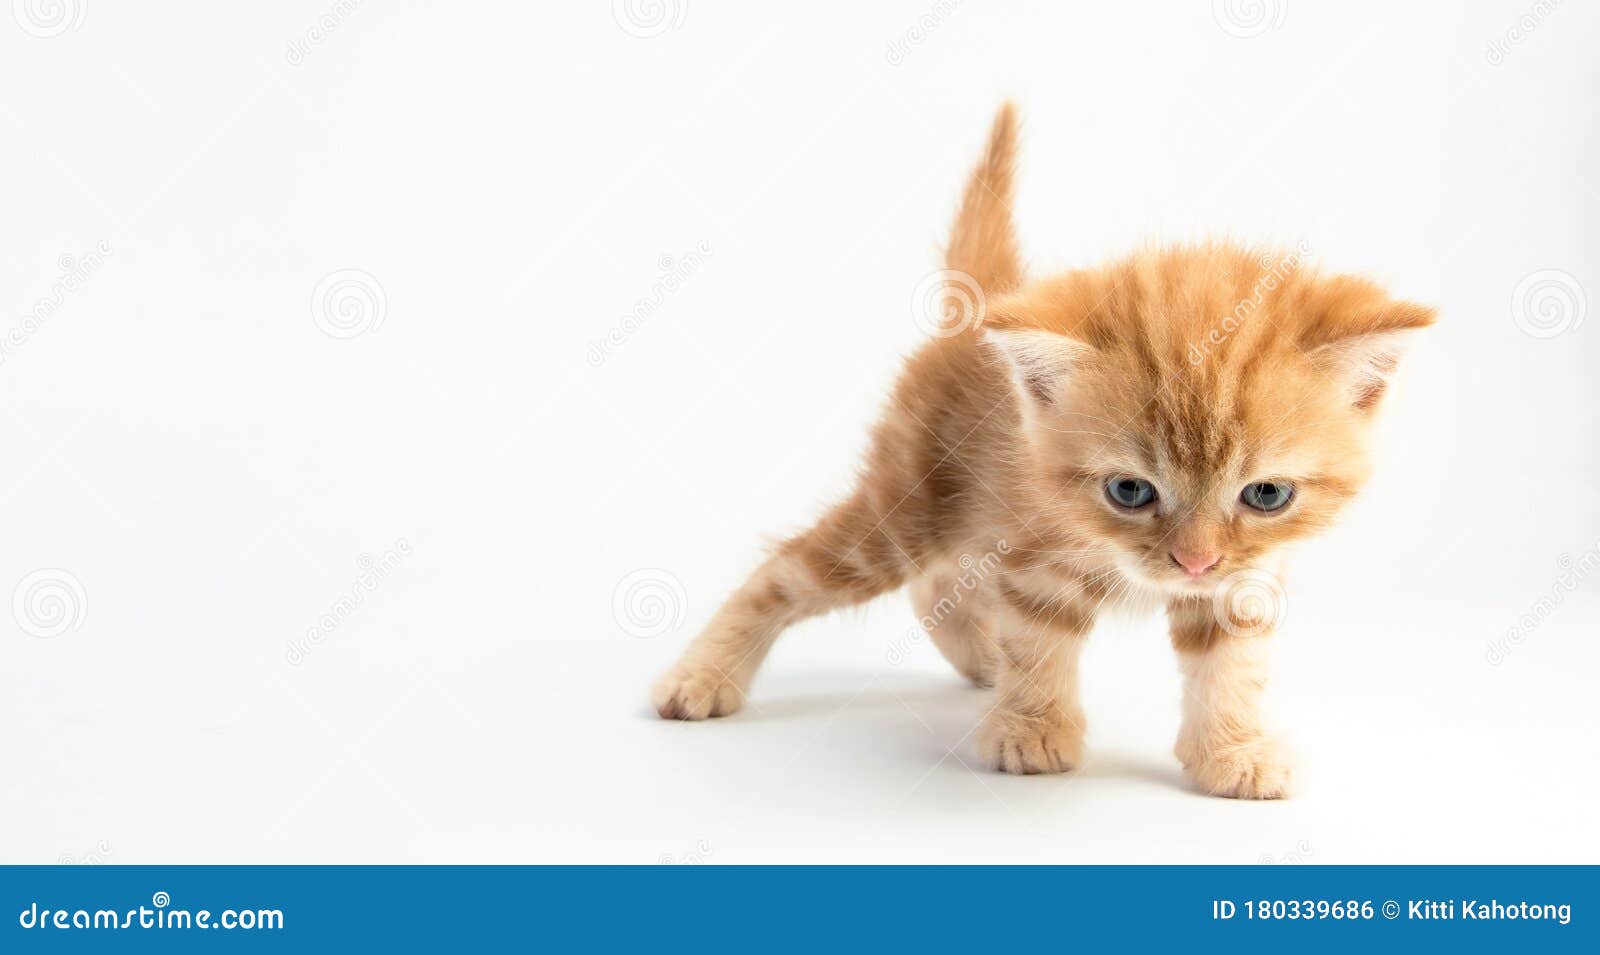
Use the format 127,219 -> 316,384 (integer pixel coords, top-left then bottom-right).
1171,548 -> 1222,577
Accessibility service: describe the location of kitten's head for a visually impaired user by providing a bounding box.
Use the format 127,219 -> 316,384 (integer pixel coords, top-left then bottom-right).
983,243 -> 1434,597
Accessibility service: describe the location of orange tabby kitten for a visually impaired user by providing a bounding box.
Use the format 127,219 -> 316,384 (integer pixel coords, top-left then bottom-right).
652,104 -> 1433,798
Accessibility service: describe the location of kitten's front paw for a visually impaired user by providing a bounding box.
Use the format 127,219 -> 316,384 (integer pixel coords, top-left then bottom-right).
978,713 -> 1084,775
651,663 -> 745,720
1178,735 -> 1293,799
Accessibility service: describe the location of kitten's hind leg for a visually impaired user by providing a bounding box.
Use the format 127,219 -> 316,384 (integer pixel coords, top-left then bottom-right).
909,567 -> 998,688
652,491 -> 916,720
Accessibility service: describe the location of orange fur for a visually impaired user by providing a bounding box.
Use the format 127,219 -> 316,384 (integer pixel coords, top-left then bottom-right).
652,105 -> 1434,798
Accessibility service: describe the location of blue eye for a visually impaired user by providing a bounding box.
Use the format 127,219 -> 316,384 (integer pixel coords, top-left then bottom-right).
1241,481 -> 1293,512
1106,477 -> 1157,509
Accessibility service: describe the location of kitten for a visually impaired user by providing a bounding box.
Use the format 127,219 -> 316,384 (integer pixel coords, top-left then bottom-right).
651,104 -> 1433,799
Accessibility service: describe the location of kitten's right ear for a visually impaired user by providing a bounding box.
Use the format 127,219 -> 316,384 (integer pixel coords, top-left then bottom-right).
982,326 -> 1092,405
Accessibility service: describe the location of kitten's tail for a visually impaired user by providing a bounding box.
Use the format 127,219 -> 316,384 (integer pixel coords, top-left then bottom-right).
944,102 -> 1023,315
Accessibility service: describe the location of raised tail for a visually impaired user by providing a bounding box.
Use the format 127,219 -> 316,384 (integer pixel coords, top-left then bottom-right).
944,103 -> 1023,310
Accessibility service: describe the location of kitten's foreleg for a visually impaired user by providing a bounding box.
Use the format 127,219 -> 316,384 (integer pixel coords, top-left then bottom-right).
1168,598 -> 1293,799
975,579 -> 1093,774
652,491 -> 915,719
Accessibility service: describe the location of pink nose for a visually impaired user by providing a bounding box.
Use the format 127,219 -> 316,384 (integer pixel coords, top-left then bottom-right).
1171,549 -> 1221,577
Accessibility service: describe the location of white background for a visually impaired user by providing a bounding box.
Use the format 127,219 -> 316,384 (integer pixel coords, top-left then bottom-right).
1,2 -> 1596,864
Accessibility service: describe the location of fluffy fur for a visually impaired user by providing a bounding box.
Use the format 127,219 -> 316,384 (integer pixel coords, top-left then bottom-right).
652,104 -> 1433,798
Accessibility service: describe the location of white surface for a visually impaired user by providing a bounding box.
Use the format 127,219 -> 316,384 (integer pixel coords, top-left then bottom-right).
1,2 -> 1596,863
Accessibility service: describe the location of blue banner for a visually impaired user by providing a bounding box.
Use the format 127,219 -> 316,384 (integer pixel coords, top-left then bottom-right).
2,865 -> 1595,951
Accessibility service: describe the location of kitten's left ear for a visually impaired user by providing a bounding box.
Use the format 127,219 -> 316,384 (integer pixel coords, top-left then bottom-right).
1304,301 -> 1436,412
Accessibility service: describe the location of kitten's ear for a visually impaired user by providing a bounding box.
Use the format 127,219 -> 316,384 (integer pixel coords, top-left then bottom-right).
981,285 -> 1095,407
983,327 -> 1092,405
1305,301 -> 1436,412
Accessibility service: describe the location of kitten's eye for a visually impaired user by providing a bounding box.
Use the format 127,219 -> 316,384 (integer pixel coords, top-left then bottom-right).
1241,481 -> 1293,512
1106,477 -> 1157,509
